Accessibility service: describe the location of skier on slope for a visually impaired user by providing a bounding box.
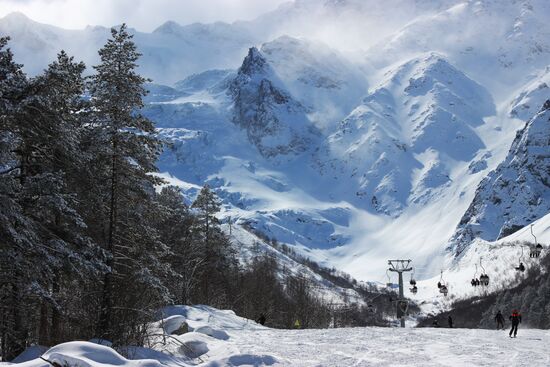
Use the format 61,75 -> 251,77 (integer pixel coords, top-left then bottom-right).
509,310 -> 522,338
495,310 -> 505,330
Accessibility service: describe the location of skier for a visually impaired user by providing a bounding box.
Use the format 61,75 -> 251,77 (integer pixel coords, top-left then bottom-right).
447,315 -> 453,328
509,310 -> 521,338
256,313 -> 266,325
495,310 -> 505,330
294,319 -> 301,329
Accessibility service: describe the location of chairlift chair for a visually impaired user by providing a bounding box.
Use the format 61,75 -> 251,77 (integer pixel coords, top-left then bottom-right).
530,225 -> 543,258
386,269 -> 393,288
409,267 -> 417,286
479,258 -> 490,286
480,274 -> 489,286
438,270 -> 448,296
535,243 -> 543,257
516,243 -> 526,272
410,285 -> 418,294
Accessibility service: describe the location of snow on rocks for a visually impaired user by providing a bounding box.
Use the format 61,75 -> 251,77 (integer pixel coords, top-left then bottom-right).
229,47 -> 321,158
449,101 -> 550,255
13,342 -> 164,367
510,67 -> 550,121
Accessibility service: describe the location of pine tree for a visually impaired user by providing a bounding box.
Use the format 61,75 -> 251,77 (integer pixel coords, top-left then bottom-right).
88,24 -> 167,343
190,185 -> 236,305
156,186 -> 203,304
0,35 -> 35,362
27,51 -> 104,346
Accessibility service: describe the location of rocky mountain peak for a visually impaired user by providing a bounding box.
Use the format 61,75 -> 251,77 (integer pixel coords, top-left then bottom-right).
229,48 -> 319,158
239,47 -> 269,77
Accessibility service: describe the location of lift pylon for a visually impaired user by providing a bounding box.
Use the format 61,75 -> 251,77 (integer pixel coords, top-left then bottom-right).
388,259 -> 413,327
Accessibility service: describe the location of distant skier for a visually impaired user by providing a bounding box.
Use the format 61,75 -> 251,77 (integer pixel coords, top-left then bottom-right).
495,310 -> 505,330
294,319 -> 301,329
509,310 -> 522,338
256,313 -> 266,326
447,315 -> 453,328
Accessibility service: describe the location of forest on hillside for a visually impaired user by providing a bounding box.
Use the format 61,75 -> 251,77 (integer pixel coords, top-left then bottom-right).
0,26 -> 403,362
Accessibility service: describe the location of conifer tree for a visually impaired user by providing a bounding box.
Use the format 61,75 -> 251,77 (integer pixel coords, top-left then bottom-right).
0,35 -> 34,362
191,185 -> 236,304
88,24 -> 167,343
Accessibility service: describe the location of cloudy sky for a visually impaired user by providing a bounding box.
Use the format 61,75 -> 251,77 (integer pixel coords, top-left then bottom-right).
0,0 -> 289,31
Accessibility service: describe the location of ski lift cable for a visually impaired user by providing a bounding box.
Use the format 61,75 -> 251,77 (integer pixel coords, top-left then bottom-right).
531,224 -> 538,246
479,257 -> 486,274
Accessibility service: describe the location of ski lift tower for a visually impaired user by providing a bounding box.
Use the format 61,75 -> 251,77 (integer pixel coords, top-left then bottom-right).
388,259 -> 413,327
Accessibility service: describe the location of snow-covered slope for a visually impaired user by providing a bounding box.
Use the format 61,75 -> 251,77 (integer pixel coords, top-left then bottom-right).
450,100 -> 550,255
314,53 -> 494,215
415,210 -> 550,315
260,36 -> 368,127
12,305 -> 550,366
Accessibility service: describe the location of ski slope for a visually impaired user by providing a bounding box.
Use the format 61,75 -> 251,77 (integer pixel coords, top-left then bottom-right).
10,305 -> 550,367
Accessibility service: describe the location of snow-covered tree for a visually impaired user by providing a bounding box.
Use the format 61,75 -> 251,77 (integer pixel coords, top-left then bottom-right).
88,24 -> 168,343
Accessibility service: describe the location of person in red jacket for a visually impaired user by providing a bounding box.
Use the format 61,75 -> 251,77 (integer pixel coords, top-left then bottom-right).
509,310 -> 522,338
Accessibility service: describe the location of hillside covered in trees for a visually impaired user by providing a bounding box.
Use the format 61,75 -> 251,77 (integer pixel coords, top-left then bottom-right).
0,26 -> 405,362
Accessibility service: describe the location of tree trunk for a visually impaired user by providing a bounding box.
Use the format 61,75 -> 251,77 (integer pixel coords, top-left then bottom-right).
98,135 -> 118,340
38,301 -> 49,346
50,273 -> 61,345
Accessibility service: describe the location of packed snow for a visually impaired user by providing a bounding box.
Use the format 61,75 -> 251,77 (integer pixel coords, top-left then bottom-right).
9,305 -> 550,367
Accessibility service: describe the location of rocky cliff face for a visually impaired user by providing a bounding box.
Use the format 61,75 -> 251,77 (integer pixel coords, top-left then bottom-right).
450,100 -> 550,255
229,47 -> 320,158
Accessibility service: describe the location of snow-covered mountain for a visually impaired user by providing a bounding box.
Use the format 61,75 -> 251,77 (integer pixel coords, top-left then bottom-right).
230,47 -> 321,158
314,53 -> 494,215
2,0 -> 550,301
450,100 -> 550,255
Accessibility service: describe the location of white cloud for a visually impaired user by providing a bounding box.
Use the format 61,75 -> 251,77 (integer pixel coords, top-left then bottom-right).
0,0 -> 289,31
